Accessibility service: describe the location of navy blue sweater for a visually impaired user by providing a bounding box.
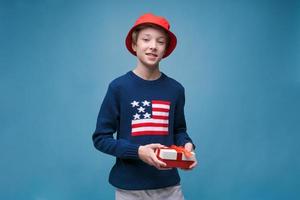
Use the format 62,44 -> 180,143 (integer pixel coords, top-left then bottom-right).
92,71 -> 194,190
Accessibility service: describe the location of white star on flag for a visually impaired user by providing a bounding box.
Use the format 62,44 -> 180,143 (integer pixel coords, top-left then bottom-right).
133,113 -> 140,120
137,106 -> 145,113
142,100 -> 150,106
131,101 -> 139,107
143,112 -> 151,119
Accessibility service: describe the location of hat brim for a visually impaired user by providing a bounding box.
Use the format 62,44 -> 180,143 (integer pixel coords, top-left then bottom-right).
125,23 -> 177,58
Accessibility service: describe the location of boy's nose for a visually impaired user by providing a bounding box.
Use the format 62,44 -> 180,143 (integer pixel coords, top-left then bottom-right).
149,41 -> 157,49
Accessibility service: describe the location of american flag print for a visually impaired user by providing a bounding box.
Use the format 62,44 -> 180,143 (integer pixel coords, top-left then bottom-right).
130,100 -> 171,136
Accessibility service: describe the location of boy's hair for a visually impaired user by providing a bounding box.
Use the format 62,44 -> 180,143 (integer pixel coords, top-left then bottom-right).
131,24 -> 170,48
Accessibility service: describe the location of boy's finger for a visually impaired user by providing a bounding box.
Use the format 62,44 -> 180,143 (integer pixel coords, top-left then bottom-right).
151,158 -> 163,169
184,142 -> 193,152
148,143 -> 165,149
152,154 -> 167,167
189,161 -> 197,169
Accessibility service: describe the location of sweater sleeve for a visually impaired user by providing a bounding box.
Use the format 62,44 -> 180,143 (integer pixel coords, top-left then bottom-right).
173,86 -> 195,148
92,84 -> 140,159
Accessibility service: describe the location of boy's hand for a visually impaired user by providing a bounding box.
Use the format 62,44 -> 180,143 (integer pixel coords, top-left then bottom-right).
181,142 -> 197,170
138,143 -> 171,170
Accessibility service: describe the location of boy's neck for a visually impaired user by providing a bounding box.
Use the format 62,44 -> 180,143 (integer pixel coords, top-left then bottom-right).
133,65 -> 161,81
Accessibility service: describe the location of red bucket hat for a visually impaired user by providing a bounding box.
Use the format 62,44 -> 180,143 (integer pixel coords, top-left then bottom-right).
125,13 -> 177,58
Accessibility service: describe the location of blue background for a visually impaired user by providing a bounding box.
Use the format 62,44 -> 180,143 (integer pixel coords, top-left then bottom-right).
1,0 -> 299,199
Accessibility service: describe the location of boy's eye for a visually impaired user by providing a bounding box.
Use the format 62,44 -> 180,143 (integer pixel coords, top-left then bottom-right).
158,41 -> 165,44
142,38 -> 149,41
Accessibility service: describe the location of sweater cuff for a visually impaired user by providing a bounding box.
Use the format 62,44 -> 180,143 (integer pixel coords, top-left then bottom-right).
124,143 -> 140,159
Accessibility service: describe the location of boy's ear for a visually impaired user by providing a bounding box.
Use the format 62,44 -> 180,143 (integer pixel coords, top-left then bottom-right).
132,43 -> 136,52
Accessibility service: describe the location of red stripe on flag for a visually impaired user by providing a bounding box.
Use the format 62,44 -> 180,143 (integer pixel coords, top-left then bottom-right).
152,115 -> 169,120
152,108 -> 169,112
132,131 -> 169,136
132,123 -> 169,128
152,100 -> 171,105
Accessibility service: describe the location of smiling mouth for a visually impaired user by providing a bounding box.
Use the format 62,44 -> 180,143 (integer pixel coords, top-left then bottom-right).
146,53 -> 158,57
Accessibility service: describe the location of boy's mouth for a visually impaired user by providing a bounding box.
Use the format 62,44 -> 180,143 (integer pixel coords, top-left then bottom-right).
145,53 -> 158,57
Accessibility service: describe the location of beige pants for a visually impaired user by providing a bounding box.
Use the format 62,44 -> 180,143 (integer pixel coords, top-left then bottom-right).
115,185 -> 185,200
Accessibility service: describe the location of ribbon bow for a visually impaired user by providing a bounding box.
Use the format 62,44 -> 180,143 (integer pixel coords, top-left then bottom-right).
170,145 -> 193,158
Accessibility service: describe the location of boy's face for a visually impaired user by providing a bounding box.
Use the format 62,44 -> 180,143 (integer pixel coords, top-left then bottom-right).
132,27 -> 167,68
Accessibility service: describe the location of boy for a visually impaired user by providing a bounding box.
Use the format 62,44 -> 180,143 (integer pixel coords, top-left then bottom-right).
92,13 -> 197,200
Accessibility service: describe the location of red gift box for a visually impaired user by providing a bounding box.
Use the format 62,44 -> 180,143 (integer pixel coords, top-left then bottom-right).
156,145 -> 196,169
